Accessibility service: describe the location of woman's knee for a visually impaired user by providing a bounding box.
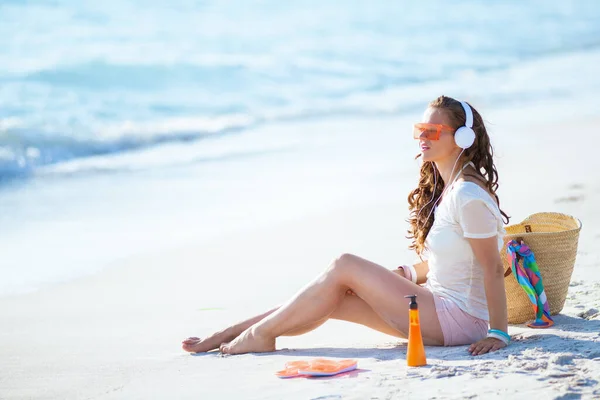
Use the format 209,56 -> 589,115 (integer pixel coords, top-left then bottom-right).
327,253 -> 359,275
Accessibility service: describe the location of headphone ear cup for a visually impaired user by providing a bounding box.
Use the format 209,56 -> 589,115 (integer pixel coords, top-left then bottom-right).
454,127 -> 475,149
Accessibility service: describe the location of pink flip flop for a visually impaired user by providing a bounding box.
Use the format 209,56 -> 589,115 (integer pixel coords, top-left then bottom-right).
276,358 -> 358,378
276,360 -> 311,378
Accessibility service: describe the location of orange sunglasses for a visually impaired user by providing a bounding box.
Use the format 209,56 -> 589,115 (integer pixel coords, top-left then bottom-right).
413,123 -> 455,141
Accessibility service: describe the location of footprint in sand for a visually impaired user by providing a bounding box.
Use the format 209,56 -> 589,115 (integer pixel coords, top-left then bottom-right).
577,308 -> 599,320
555,194 -> 585,203
555,183 -> 585,204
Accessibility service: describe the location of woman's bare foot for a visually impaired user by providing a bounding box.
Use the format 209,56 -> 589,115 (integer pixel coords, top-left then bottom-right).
182,329 -> 237,353
182,308 -> 279,353
219,327 -> 276,355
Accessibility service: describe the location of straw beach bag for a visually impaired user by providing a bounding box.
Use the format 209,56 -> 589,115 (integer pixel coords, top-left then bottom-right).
501,212 -> 582,324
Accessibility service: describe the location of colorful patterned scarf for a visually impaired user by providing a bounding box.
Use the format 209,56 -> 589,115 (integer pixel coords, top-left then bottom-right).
506,240 -> 554,328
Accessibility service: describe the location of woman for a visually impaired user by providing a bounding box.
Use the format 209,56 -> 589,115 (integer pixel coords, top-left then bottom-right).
182,95 -> 511,356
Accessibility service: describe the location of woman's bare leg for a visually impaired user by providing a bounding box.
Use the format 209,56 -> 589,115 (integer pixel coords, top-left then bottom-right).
182,293 -> 403,353
283,292 -> 407,337
220,254 -> 443,354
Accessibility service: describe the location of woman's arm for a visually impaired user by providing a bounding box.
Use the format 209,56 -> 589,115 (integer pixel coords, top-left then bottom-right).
395,260 -> 429,285
467,236 -> 508,355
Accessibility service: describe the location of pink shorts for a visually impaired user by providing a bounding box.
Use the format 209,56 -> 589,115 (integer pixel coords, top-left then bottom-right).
433,295 -> 488,346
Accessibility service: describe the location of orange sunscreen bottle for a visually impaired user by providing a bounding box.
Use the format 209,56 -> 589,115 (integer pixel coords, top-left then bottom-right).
405,294 -> 427,367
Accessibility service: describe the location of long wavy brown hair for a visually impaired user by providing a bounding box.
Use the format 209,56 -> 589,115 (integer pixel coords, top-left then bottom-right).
407,95 -> 510,255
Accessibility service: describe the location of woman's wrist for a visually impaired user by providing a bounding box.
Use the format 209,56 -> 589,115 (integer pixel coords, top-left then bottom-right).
396,266 -> 408,280
398,265 -> 417,284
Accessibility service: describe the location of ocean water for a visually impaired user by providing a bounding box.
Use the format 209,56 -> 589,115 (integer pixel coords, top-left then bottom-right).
2,0 -> 600,295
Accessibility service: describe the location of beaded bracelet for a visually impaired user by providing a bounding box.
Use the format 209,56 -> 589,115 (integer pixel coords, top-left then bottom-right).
487,329 -> 510,345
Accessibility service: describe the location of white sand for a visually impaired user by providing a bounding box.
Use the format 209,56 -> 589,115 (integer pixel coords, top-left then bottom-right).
1,112 -> 600,399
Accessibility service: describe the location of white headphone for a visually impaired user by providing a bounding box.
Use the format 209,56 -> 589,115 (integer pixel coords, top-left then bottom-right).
454,101 -> 476,149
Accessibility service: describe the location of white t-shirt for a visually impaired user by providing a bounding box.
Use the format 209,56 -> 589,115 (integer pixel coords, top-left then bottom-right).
423,180 -> 506,321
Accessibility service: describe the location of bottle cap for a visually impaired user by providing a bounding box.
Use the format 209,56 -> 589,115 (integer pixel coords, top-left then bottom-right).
404,294 -> 418,310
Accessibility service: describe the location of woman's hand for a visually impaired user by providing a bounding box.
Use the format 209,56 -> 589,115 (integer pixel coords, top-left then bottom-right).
468,337 -> 507,356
